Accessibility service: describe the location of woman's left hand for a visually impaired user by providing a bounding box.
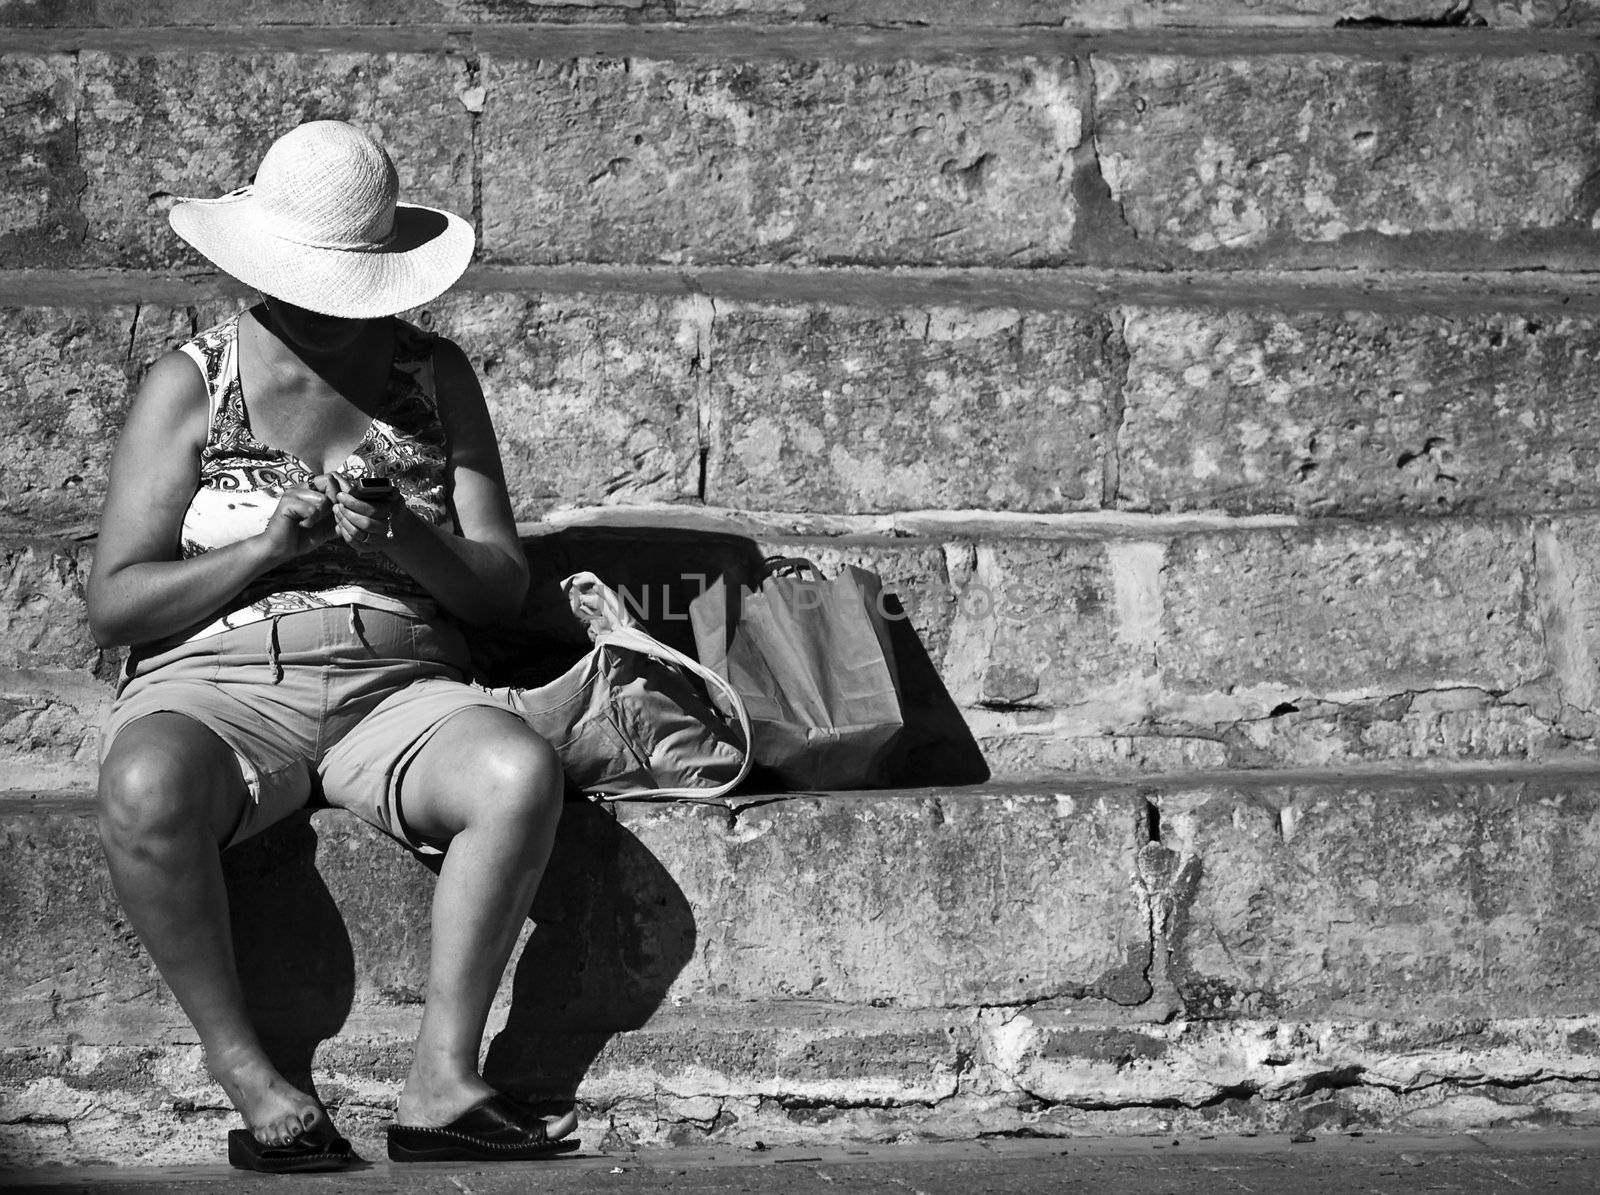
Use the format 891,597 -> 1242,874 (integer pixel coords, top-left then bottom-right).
315,473 -> 409,554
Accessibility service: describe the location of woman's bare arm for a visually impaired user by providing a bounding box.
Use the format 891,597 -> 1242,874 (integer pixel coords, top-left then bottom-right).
331,338 -> 529,625
86,351 -> 334,648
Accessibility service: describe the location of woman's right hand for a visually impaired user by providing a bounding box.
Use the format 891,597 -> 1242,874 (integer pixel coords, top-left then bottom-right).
259,486 -> 337,563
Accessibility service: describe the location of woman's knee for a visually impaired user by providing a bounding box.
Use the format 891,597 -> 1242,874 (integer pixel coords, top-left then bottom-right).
98,715 -> 241,846
460,728 -> 564,830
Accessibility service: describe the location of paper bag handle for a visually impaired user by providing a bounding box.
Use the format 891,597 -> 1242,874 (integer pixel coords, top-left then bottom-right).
761,555 -> 823,582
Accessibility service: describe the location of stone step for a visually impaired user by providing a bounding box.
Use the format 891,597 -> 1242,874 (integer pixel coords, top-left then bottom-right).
12,288 -> 1600,534
13,1133 -> 1600,1195
5,40 -> 1599,274
9,505 -> 1600,791
5,768 -> 1600,1166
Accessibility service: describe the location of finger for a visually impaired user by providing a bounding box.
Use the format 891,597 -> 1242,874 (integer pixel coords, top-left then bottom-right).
282,495 -> 331,521
337,506 -> 387,536
333,510 -> 377,550
336,492 -> 379,518
310,472 -> 351,497
333,507 -> 366,538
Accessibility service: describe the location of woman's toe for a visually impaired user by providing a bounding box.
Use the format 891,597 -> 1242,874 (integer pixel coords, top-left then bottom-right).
545,1109 -> 578,1141
266,1113 -> 305,1146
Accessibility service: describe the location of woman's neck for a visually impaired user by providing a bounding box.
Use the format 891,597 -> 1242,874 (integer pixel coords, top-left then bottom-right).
244,302 -> 396,406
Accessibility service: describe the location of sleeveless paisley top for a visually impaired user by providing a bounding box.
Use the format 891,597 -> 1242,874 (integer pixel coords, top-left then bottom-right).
175,314 -> 450,642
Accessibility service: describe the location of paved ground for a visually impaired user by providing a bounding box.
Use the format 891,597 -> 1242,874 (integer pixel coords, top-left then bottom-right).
5,1131 -> 1600,1194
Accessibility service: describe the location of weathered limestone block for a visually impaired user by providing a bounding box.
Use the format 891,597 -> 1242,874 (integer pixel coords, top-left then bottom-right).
0,540 -> 108,789
1093,55 -> 1600,261
76,52 -> 474,268
0,305 -> 213,534
1159,520 -> 1544,697
617,791 -> 1147,1007
0,539 -> 99,673
0,54 -> 80,267
418,292 -> 703,515
1117,308 -> 1600,517
1532,519 -> 1600,730
0,672 -> 110,791
938,537 -> 1154,711
709,304 -> 1113,514
533,1006 -> 971,1105
1153,778 -> 1600,1018
481,57 -> 1084,266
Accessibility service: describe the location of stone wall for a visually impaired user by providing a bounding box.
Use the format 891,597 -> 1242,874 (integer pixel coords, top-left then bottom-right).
5,0 -> 1600,1168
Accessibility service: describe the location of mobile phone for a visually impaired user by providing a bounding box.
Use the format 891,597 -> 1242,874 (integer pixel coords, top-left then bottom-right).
348,476 -> 395,503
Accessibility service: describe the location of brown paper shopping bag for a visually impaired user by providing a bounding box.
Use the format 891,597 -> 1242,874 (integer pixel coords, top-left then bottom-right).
690,556 -> 905,790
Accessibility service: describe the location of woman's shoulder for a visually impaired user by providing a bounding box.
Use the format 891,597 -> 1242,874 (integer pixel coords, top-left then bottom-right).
127,347 -> 212,445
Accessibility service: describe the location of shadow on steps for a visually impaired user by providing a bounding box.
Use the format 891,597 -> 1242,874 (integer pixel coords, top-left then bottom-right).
484,798 -> 696,1109
223,819 -> 355,1111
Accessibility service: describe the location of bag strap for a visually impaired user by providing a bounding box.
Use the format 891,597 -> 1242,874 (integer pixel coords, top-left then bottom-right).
591,625 -> 755,800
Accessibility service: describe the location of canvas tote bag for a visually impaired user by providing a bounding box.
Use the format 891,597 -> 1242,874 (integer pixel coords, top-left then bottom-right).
483,572 -> 752,800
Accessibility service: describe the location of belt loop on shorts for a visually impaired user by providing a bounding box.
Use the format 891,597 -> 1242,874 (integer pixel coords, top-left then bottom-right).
348,604 -> 369,650
268,614 -> 284,684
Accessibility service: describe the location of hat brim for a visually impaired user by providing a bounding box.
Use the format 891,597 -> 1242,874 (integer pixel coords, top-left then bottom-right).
169,190 -> 475,319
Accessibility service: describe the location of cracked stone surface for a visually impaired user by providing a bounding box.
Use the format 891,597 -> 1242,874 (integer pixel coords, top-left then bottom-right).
1093,54 -> 1600,263
1151,778 -> 1600,1019
75,52 -> 473,270
1116,308 -> 1600,518
480,57 -> 1084,267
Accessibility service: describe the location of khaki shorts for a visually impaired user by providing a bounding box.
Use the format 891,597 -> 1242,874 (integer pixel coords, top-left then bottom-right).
101,606 -> 508,852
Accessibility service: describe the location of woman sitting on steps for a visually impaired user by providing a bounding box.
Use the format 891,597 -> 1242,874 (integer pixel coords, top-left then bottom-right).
87,120 -> 577,1172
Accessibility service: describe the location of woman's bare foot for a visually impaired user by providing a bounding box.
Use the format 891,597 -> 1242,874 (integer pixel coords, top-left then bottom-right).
210,1045 -> 331,1147
395,1065 -> 493,1129
396,1063 -> 576,1140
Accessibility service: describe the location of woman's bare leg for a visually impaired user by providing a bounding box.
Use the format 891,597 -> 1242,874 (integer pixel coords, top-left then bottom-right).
98,713 -> 329,1147
389,707 -> 570,1133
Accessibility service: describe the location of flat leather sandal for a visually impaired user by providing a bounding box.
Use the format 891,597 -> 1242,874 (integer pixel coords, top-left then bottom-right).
387,1093 -> 581,1163
227,1126 -> 353,1173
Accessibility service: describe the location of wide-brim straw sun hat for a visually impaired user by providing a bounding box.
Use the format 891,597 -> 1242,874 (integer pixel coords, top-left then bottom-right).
168,120 -> 475,319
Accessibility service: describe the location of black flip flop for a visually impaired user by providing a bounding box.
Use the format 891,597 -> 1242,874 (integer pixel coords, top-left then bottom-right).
387,1094 -> 580,1163
227,1126 -> 354,1173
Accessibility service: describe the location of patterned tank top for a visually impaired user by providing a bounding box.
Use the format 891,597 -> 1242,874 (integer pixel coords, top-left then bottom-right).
175,313 -> 450,642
